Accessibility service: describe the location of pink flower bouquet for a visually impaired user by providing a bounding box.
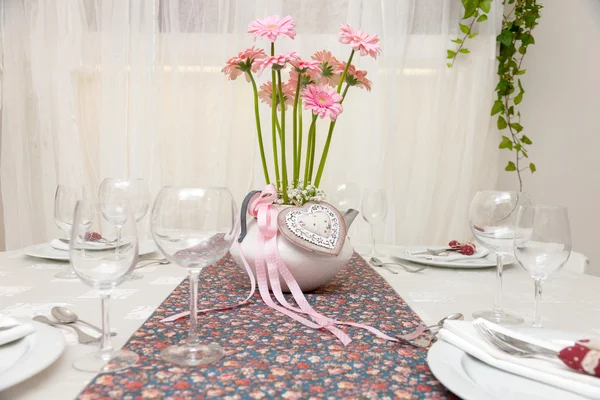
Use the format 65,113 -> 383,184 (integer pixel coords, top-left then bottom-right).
223,15 -> 380,205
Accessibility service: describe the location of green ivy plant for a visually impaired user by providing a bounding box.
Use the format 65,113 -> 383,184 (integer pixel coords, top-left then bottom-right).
448,0 -> 543,191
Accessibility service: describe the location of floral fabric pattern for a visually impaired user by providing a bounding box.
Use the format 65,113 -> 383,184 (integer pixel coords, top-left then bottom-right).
77,253 -> 455,399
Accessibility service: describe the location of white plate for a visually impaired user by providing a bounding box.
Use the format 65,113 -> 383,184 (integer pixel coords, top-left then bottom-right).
392,246 -> 515,268
427,328 -> 588,400
23,240 -> 158,261
0,320 -> 65,391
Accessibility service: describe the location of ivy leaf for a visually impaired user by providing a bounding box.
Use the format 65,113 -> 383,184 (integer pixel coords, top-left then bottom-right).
491,100 -> 504,115
447,50 -> 456,59
521,135 -> 533,145
447,62 -> 452,68
499,136 -> 513,150
529,163 -> 537,173
514,92 -> 523,105
505,161 -> 517,172
462,0 -> 478,18
514,143 -> 522,151
451,38 -> 463,44
521,33 -> 535,46
498,116 -> 508,130
518,78 -> 525,94
468,32 -> 478,39
480,0 -> 492,13
497,30 -> 513,46
460,23 -> 471,34
459,48 -> 471,54
477,14 -> 488,23
515,69 -> 527,75
510,122 -> 524,132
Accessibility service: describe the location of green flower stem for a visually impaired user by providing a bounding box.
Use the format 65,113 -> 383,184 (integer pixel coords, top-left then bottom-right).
276,70 -> 289,204
336,50 -> 355,93
312,84 -> 351,188
292,74 -> 302,185
314,119 -> 336,187
248,73 -> 270,184
297,100 -> 303,183
307,117 -> 317,184
303,115 -> 317,188
270,42 -> 280,190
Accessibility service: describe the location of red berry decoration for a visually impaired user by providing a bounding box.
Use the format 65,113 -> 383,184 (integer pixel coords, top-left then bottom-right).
91,232 -> 102,241
467,241 -> 476,250
448,240 -> 461,248
84,232 -> 102,241
460,244 -> 475,256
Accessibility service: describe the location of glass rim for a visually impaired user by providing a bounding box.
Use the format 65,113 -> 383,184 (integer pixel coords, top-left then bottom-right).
519,205 -> 568,210
475,189 -> 527,195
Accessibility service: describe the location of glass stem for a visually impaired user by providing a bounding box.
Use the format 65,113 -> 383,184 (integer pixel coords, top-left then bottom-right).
115,225 -> 122,254
188,270 -> 200,347
493,253 -> 505,314
370,223 -> 376,256
100,292 -> 113,356
533,278 -> 543,328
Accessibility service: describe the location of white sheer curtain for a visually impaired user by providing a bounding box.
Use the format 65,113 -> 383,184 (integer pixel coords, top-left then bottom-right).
0,0 -> 501,250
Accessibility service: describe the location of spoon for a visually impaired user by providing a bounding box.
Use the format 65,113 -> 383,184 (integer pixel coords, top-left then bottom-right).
33,315 -> 99,344
51,307 -> 116,337
370,257 -> 427,273
135,258 -> 170,270
413,313 -> 465,347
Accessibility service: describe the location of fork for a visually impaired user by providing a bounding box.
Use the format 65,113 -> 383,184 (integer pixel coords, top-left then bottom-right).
473,320 -> 558,360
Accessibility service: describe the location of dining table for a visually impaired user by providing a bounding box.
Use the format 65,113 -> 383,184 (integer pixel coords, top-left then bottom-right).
0,242 -> 599,399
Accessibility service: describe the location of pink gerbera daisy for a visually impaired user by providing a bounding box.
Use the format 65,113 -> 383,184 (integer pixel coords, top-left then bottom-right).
338,24 -> 382,59
336,62 -> 372,91
258,81 -> 296,110
302,84 -> 344,120
311,50 -> 341,87
222,46 -> 267,81
248,15 -> 297,42
254,51 -> 299,76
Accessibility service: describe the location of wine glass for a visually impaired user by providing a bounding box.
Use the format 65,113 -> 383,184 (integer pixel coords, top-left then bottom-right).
99,178 -> 150,280
151,186 -> 237,366
361,189 -> 387,256
469,190 -> 532,324
330,182 -> 360,212
514,206 -> 571,328
69,199 -> 139,372
54,185 -> 86,279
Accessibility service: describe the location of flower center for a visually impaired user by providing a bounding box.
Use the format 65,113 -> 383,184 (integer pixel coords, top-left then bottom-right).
318,97 -> 328,104
267,24 -> 277,30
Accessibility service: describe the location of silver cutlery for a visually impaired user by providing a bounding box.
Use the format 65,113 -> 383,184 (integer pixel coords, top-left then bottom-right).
414,313 -> 465,347
473,320 -> 558,359
50,306 -> 116,337
370,257 -> 427,273
59,237 -> 118,245
135,258 -> 170,270
33,315 -> 99,344
407,248 -> 453,257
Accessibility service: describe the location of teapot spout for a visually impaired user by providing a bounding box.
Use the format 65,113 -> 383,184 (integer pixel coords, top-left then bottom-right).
342,209 -> 359,229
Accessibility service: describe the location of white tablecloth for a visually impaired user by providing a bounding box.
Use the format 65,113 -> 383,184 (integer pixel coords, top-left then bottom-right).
0,244 -> 599,400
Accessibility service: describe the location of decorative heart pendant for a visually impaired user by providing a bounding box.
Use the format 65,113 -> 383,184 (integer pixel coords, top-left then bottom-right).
277,202 -> 346,256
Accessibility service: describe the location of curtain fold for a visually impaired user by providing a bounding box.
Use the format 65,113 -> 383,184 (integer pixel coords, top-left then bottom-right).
0,0 -> 502,249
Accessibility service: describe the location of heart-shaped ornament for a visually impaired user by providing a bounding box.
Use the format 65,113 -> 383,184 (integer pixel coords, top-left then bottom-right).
277,202 -> 346,256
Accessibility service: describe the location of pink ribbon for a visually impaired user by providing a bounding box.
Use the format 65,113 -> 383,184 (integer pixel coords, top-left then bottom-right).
161,184 -> 427,346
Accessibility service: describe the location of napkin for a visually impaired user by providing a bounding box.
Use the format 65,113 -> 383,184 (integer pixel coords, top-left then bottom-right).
409,247 -> 491,262
50,239 -> 108,251
439,319 -> 600,399
0,314 -> 35,346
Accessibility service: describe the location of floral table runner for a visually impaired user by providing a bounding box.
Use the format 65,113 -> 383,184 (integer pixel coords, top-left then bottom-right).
77,253 -> 455,399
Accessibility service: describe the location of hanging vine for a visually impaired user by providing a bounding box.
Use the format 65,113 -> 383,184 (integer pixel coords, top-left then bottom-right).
447,0 -> 543,191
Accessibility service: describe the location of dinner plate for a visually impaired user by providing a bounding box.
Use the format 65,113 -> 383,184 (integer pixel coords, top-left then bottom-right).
0,320 -> 65,391
427,329 -> 588,400
392,246 -> 515,268
23,240 -> 158,261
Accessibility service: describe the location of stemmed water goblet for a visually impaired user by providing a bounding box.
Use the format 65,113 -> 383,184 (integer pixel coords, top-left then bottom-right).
514,205 -> 571,328
69,199 -> 139,372
330,182 -> 361,241
54,185 -> 87,279
469,190 -> 532,324
151,186 -> 236,366
99,178 -> 150,280
361,189 -> 387,256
